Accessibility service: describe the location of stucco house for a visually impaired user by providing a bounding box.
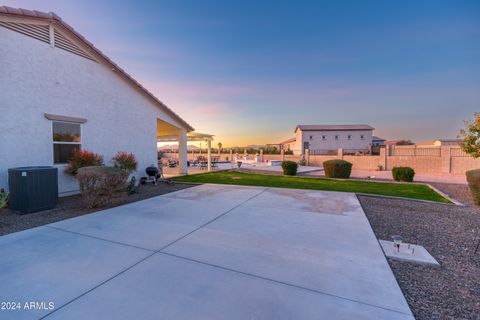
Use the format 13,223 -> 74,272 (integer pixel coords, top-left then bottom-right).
416,139 -> 461,147
0,7 -> 193,196
372,136 -> 386,146
279,124 -> 375,155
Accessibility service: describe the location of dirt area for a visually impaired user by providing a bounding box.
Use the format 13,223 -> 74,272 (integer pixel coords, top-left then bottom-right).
0,182 -> 193,236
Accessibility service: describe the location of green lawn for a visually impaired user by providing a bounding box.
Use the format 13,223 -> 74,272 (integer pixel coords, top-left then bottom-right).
172,171 -> 451,203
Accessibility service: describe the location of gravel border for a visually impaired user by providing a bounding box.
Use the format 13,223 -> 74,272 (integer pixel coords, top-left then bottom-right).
358,195 -> 480,320
0,182 -> 193,236
428,182 -> 475,207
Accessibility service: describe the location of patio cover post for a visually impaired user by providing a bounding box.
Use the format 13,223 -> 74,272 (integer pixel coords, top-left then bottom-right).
207,139 -> 212,171
178,130 -> 188,175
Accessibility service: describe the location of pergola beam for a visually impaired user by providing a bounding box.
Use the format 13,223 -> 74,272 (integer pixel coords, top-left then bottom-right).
157,131 -> 215,172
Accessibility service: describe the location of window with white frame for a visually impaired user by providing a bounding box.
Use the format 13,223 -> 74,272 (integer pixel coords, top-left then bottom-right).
335,135 -> 339,141
347,135 -> 352,140
360,135 -> 365,140
309,135 -> 313,140
52,121 -> 81,164
322,135 -> 326,140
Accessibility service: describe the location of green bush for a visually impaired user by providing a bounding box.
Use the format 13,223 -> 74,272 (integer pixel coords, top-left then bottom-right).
0,188 -> 8,208
65,149 -> 104,176
323,160 -> 352,178
392,167 -> 415,182
77,166 -> 128,208
466,169 -> 480,206
127,176 -> 139,195
282,161 -> 298,176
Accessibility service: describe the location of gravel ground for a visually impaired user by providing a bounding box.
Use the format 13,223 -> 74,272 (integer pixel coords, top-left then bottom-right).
429,182 -> 475,207
0,182 -> 193,236
358,195 -> 480,320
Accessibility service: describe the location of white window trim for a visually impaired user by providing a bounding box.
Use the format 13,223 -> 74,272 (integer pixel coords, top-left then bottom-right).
52,120 -> 82,164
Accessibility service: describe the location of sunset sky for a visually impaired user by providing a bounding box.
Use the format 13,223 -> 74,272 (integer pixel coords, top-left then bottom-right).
4,0 -> 480,146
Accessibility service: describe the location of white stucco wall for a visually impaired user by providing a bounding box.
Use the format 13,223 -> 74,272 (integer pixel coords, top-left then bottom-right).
296,129 -> 373,154
0,26 -> 187,195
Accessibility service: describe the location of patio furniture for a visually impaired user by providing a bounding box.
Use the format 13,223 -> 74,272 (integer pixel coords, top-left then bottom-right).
198,156 -> 208,170
145,165 -> 160,185
190,158 -> 199,167
146,164 -> 172,185
211,156 -> 219,168
168,159 -> 178,168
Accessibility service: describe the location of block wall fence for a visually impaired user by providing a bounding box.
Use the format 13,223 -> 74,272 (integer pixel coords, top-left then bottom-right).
163,146 -> 480,175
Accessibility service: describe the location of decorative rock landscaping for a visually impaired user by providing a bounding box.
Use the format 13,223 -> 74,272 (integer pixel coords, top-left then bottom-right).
359,195 -> 480,320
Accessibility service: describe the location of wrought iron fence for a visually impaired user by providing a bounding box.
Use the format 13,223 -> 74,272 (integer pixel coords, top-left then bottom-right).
450,148 -> 469,157
342,149 -> 371,156
391,146 -> 441,157
309,149 -> 338,156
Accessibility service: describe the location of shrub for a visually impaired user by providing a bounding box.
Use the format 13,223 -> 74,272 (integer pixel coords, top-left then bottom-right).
298,156 -> 306,166
112,151 -> 138,174
0,188 -> 8,209
127,176 -> 139,195
77,166 -> 128,208
323,160 -> 352,178
466,169 -> 480,206
282,161 -> 298,176
65,149 -> 104,176
392,167 -> 415,182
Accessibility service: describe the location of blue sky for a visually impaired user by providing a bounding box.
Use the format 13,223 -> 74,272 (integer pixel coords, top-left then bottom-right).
4,0 -> 480,145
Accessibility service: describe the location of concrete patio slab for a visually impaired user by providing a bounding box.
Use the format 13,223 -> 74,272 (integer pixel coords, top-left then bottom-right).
49,195 -> 239,251
0,227 -> 151,320
46,253 -> 413,320
162,183 -> 267,204
0,184 -> 413,319
164,188 -> 411,315
241,187 -> 366,217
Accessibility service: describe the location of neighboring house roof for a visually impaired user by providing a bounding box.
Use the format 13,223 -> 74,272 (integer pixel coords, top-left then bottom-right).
0,6 -> 194,132
279,137 -> 296,144
295,124 -> 374,132
384,140 -> 400,145
416,139 -> 436,145
417,138 -> 461,146
437,139 -> 461,143
372,136 -> 386,141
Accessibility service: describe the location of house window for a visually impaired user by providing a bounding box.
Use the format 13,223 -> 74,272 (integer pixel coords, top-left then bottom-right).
52,121 -> 81,164
347,135 -> 352,140
360,135 -> 365,140
335,135 -> 339,141
309,135 -> 313,140
322,135 -> 326,140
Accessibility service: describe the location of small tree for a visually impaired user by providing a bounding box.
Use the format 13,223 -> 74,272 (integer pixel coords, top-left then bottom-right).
459,112 -> 480,158
112,151 -> 138,174
65,149 -> 104,176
